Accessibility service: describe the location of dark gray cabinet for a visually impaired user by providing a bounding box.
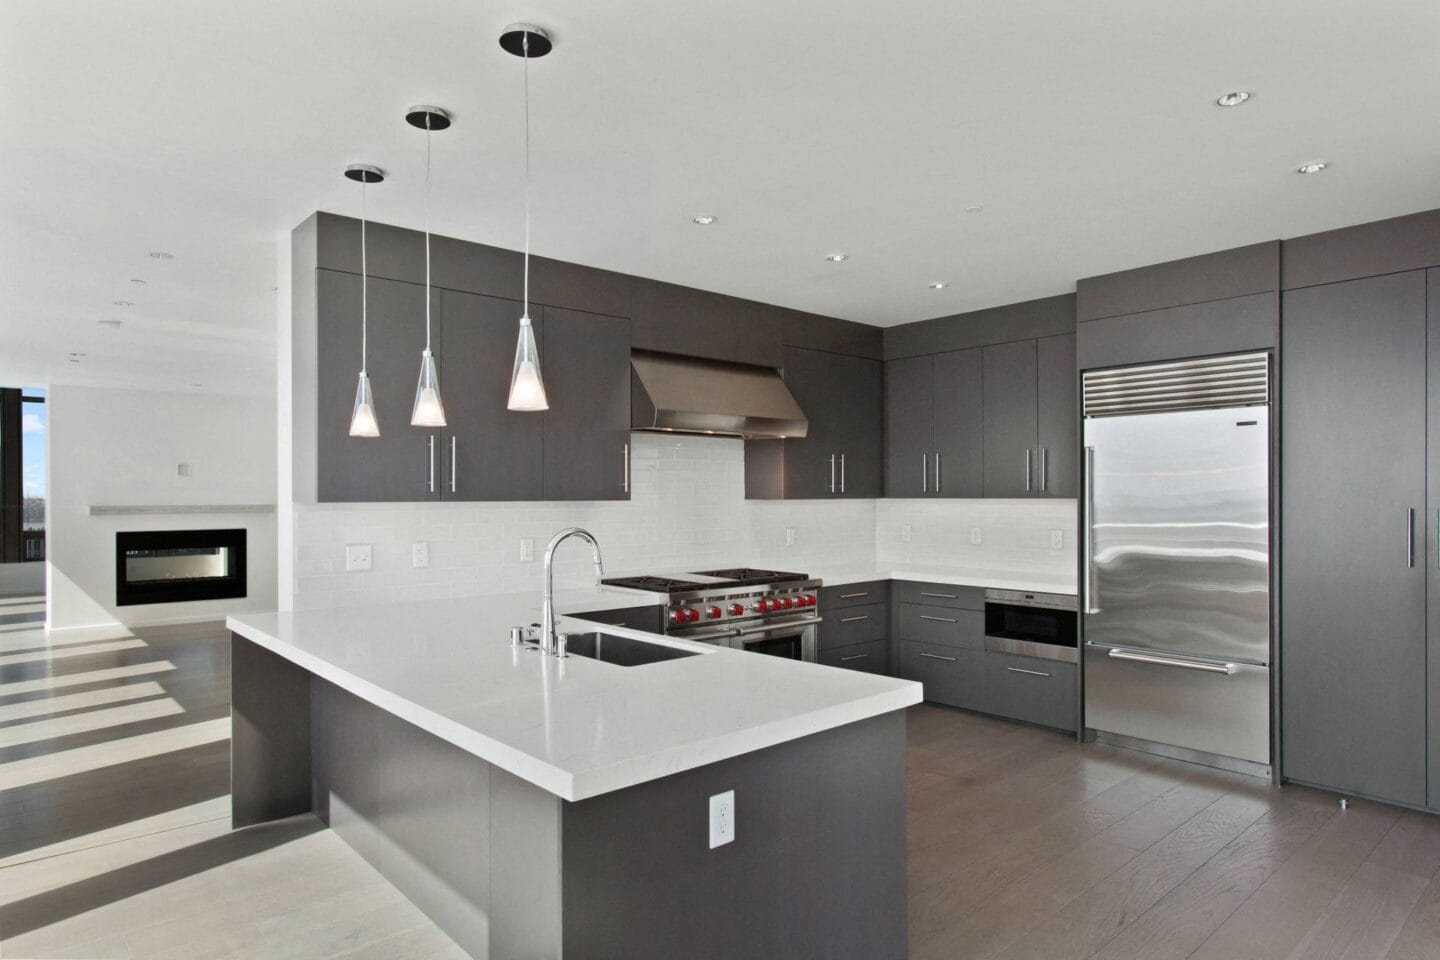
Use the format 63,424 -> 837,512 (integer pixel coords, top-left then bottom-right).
896,642 -> 984,711
817,582 -> 889,674
1281,270 -> 1428,808
883,355 -> 933,498
540,307 -> 631,501
438,290 -> 544,500
1430,268 -> 1440,811
884,349 -> 983,498
933,349 -> 986,498
1035,334 -> 1077,498
317,270 -> 442,502
983,653 -> 1076,732
569,604 -> 663,634
893,582 -> 985,709
982,340 -> 1039,497
745,347 -> 882,499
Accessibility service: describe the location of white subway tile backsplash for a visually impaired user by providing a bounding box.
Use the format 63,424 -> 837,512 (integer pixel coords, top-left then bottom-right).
291,433 -> 1075,605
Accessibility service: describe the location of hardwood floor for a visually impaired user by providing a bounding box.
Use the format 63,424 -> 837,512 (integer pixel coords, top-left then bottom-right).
3,606 -> 1440,959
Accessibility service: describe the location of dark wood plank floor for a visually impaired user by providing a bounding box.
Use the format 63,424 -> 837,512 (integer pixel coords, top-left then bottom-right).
4,606 -> 1440,959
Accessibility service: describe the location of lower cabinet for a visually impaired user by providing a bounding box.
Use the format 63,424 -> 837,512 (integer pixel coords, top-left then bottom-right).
568,605 -> 663,634
895,642 -> 984,711
818,639 -> 888,674
983,652 -> 1076,732
817,583 -> 890,673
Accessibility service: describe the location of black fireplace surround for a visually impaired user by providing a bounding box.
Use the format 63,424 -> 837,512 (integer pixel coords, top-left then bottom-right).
115,528 -> 247,606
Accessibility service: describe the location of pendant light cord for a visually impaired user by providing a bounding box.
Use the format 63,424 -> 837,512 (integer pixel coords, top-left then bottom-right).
360,178 -> 368,375
424,114 -> 433,351
522,32 -> 532,320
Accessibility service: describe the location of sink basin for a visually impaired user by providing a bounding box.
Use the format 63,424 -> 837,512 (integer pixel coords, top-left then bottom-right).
564,632 -> 700,667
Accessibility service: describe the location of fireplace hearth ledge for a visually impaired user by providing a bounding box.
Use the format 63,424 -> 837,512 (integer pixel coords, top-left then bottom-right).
90,504 -> 274,516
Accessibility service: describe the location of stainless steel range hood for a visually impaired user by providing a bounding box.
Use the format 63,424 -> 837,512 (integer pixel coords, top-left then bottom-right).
630,350 -> 808,439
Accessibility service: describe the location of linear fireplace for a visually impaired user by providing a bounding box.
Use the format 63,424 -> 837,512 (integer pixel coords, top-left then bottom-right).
115,528 -> 247,606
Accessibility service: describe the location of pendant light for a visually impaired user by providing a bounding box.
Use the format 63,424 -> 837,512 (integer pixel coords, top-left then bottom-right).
501,23 -> 552,412
344,164 -> 384,438
405,105 -> 452,427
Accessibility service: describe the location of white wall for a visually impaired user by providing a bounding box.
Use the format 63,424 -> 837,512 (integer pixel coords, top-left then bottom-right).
875,498 -> 1076,577
0,562 -> 44,596
47,385 -> 278,631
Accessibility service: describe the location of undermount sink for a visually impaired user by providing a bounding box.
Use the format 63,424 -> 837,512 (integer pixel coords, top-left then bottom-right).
564,632 -> 700,667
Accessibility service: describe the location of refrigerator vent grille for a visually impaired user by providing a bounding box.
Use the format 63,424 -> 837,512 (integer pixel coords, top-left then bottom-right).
1083,353 -> 1269,418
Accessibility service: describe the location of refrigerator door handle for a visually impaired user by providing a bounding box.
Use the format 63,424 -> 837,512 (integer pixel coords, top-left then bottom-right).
1407,507 -> 1415,568
1105,646 -> 1238,675
1082,445 -> 1099,614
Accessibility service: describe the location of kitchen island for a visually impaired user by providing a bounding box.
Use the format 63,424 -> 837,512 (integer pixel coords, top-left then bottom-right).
227,588 -> 920,960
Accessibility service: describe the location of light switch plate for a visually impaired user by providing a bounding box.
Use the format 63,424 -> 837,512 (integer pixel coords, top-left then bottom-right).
709,790 -> 735,848
785,527 -> 796,547
970,527 -> 982,545
1050,529 -> 1064,550
519,538 -> 535,563
345,544 -> 372,572
412,541 -> 430,568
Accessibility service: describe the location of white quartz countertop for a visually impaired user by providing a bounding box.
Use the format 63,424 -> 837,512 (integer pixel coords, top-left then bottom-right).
227,584 -> 921,802
805,565 -> 1077,596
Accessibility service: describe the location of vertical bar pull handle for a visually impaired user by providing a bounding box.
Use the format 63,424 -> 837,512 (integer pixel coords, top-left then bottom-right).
1083,446 -> 1098,614
840,453 -> 846,494
1435,509 -> 1439,571
828,453 -> 837,493
427,435 -> 436,493
1407,507 -> 1415,568
1040,447 -> 1047,493
622,443 -> 630,493
922,453 -> 928,494
1025,448 -> 1032,493
935,452 -> 942,493
449,436 -> 457,493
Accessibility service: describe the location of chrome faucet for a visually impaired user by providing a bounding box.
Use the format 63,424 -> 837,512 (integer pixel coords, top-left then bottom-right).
540,527 -> 605,655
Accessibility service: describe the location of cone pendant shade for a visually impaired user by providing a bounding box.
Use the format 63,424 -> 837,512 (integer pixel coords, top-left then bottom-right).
349,371 -> 380,437
507,315 -> 549,411
410,349 -> 447,426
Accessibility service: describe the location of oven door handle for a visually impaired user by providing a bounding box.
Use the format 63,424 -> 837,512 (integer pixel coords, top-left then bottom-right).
731,616 -> 823,638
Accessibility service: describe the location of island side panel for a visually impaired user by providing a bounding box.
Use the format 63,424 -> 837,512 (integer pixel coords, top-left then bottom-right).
231,634 -> 312,828
560,710 -> 908,960
310,678 -> 564,960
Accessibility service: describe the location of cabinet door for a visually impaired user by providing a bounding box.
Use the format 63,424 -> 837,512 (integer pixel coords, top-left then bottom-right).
884,356 -> 934,497
542,307 -> 632,501
829,353 -> 883,498
438,290 -> 544,500
316,269 -> 440,502
933,348 -> 984,498
982,340 -> 1039,497
779,347 -> 843,497
1035,334 -> 1077,498
1282,270 -> 1427,807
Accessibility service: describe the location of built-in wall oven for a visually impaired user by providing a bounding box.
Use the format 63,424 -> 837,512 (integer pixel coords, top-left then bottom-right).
983,589 -> 1078,662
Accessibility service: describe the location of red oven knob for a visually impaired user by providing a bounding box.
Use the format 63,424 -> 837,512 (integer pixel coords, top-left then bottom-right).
686,608 -> 701,623
802,595 -> 815,607
781,596 -> 794,609
670,609 -> 685,625
729,603 -> 744,616
707,606 -> 722,619
755,599 -> 770,613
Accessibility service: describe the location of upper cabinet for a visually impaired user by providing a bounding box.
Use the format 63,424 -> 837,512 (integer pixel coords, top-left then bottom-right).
981,341 -> 1038,497
539,307 -> 631,501
631,278 -> 781,367
745,347 -> 883,499
1035,334 -> 1077,498
884,349 -> 983,498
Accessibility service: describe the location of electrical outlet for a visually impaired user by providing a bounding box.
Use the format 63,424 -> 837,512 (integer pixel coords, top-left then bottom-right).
709,790 -> 735,848
1050,529 -> 1064,550
345,544 -> 372,572
412,541 -> 430,568
785,527 -> 796,547
519,538 -> 535,562
176,462 -> 192,478
970,527 -> 982,545
902,524 -> 912,543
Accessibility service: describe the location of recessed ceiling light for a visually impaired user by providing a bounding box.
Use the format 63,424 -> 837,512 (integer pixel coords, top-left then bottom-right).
1297,160 -> 1330,175
692,215 -> 717,225
97,319 -> 123,328
112,299 -> 134,307
1216,90 -> 1253,107
964,205 -> 985,214
825,253 -> 849,263
148,251 -> 174,260
928,281 -> 948,290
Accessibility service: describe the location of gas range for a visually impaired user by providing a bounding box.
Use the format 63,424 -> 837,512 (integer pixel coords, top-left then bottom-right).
602,567 -> 822,659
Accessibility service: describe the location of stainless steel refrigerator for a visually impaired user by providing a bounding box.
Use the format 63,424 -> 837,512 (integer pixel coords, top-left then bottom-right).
1081,352 -> 1271,770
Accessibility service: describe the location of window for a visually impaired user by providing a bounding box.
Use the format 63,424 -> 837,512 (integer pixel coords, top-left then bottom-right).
2,387 -> 45,562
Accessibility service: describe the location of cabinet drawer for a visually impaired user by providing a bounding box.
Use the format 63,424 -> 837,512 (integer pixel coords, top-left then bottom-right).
819,603 -> 887,650
896,641 -> 983,711
568,605 -> 663,634
984,652 -> 1076,731
818,639 -> 888,674
897,605 -> 983,650
894,581 -> 984,610
820,581 -> 890,609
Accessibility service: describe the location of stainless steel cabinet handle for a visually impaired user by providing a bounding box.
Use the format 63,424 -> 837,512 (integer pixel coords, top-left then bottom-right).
1107,647 -> 1237,675
1025,448 -> 1032,492
1407,507 -> 1415,568
427,435 -> 436,493
829,453 -> 837,493
1039,447 -> 1047,493
935,451 -> 942,493
840,653 -> 870,663
919,615 -> 957,623
1006,666 -> 1051,678
839,591 -> 868,599
733,616 -> 823,637
839,615 -> 869,623
922,453 -> 928,494
1082,446 -> 1098,614
840,453 -> 846,494
1436,509 -> 1439,570
622,443 -> 630,493
450,436 -> 457,493
920,652 -> 958,663
920,592 -> 957,599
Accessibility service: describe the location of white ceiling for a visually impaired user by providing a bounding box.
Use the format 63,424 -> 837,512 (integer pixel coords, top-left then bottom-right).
3,0 -> 1439,396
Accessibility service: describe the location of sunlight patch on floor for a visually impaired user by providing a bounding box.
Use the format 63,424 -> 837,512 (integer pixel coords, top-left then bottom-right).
0,717 -> 230,791
0,697 -> 184,749
0,661 -> 178,698
0,682 -> 169,723
0,638 -> 148,668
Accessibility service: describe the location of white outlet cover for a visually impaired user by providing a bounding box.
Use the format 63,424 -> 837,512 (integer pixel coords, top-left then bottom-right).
1050,529 -> 1064,550
709,789 -> 735,848
412,541 -> 430,568
345,544 -> 372,572
785,527 -> 796,547
970,527 -> 982,545
901,524 -> 912,543
519,538 -> 535,563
